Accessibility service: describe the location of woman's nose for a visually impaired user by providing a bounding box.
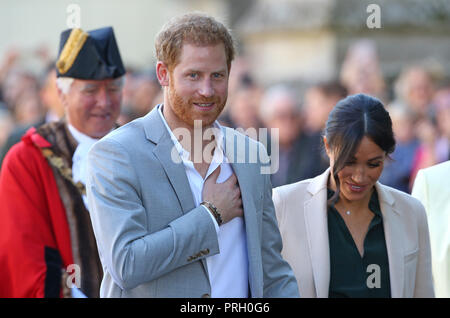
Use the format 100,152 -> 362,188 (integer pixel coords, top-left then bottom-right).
351,166 -> 365,183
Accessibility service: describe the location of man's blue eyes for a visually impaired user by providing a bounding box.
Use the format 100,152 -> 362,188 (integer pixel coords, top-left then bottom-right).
188,73 -> 223,79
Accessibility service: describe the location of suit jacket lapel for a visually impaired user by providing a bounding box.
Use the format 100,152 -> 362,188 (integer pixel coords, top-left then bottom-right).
375,183 -> 404,297
304,169 -> 331,298
153,139 -> 197,214
144,108 -> 211,278
144,107 -> 196,215
231,160 -> 260,296
223,127 -> 257,239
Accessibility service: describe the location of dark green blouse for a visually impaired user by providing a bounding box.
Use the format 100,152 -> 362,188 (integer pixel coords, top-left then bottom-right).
327,188 -> 391,298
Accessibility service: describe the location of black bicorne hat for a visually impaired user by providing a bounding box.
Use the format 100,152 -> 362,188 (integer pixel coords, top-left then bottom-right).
56,26 -> 125,79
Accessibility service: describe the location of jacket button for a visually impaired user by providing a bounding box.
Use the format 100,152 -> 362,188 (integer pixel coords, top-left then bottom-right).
201,293 -> 210,298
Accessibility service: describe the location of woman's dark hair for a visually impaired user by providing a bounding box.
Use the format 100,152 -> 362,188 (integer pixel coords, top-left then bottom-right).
324,93 -> 396,206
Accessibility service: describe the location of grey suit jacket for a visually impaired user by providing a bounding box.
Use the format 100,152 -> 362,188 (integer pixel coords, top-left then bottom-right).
86,107 -> 299,298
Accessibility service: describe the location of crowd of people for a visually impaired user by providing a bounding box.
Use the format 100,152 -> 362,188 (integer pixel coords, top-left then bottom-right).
1,38 -> 449,192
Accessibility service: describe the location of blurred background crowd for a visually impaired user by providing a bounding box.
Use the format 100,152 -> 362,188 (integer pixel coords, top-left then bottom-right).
1,0 -> 450,193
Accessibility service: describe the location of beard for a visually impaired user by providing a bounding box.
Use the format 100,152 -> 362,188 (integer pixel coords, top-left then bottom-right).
168,80 -> 226,127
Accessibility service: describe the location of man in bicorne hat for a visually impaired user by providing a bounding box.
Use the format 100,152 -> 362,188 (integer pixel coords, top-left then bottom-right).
0,26 -> 125,298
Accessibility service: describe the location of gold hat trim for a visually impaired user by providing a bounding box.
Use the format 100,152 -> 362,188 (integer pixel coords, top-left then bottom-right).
56,28 -> 89,75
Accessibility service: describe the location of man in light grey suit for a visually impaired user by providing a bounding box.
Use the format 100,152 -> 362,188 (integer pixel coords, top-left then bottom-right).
86,13 -> 299,298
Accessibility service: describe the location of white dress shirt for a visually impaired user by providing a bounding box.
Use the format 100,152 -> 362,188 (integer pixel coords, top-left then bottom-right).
67,124 -> 101,298
158,104 -> 249,298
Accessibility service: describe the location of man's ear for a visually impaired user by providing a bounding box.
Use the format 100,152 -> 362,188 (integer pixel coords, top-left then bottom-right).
156,61 -> 170,87
57,87 -> 68,110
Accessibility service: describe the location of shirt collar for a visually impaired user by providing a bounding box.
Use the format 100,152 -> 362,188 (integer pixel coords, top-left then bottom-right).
67,124 -> 99,146
157,104 -> 225,163
368,188 -> 382,217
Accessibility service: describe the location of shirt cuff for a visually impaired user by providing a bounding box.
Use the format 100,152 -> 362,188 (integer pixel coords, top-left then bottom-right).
200,204 -> 220,233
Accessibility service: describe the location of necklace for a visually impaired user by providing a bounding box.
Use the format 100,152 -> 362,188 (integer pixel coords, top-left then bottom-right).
346,210 -> 351,215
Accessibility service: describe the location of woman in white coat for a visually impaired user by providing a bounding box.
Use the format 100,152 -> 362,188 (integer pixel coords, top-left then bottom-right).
273,93 -> 434,298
